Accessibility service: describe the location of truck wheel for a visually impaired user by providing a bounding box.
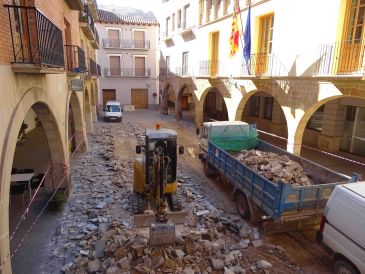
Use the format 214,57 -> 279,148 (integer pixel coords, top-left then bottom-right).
236,192 -> 251,221
167,192 -> 182,212
334,259 -> 359,274
204,161 -> 217,177
132,192 -> 145,214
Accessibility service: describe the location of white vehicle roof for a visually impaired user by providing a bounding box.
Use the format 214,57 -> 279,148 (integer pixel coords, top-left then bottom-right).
343,182 -> 365,198
106,101 -> 120,105
203,121 -> 249,127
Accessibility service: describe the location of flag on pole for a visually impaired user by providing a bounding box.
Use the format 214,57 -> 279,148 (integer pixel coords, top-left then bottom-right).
243,4 -> 251,64
229,10 -> 239,58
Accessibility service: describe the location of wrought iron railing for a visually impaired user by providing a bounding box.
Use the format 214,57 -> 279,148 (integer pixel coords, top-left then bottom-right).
315,41 -> 365,75
104,67 -> 151,77
102,39 -> 151,49
94,28 -> 99,45
199,60 -> 221,77
240,53 -> 288,77
80,4 -> 98,43
65,45 -> 86,72
5,5 -> 64,67
89,58 -> 97,75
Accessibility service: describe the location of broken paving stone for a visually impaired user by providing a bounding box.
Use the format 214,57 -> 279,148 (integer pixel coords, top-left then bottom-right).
80,250 -> 90,256
174,249 -> 185,258
211,258 -> 225,270
106,266 -> 122,274
96,202 -> 107,209
183,267 -> 195,274
118,257 -> 130,270
87,260 -> 101,273
85,223 -> 98,231
251,240 -> 263,248
257,260 -> 272,269
224,267 -> 236,274
196,210 -> 209,216
95,240 -> 106,258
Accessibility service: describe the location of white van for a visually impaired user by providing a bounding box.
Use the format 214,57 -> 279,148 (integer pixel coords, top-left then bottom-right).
316,182 -> 365,274
104,101 -> 122,122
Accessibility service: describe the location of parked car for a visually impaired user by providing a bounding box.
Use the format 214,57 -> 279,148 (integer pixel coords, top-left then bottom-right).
316,182 -> 365,274
104,101 -> 122,122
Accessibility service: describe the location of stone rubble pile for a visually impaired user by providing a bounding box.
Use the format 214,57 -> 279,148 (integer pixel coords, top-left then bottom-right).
45,122 -> 300,274
236,150 -> 313,186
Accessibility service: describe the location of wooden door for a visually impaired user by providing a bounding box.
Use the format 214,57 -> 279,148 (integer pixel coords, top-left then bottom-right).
102,89 -> 116,107
109,56 -> 120,76
182,95 -> 188,111
257,14 -> 274,75
338,0 -> 365,73
108,29 -> 120,48
135,57 -> 145,76
210,32 -> 219,75
131,89 -> 148,109
134,30 -> 145,48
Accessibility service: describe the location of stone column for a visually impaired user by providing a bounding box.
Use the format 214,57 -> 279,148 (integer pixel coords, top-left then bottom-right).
318,101 -> 345,152
270,100 -> 287,137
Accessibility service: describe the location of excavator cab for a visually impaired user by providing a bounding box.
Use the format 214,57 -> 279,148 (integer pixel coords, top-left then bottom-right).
133,125 -> 184,246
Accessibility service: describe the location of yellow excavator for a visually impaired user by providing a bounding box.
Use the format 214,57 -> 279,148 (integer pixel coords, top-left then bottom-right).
133,124 -> 185,245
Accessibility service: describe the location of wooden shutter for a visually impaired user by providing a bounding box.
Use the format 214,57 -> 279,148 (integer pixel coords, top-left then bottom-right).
135,57 -> 145,76
108,29 -> 120,47
109,56 -> 121,76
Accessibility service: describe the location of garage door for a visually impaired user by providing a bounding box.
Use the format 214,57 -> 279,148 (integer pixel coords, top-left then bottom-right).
102,89 -> 116,107
131,89 -> 148,109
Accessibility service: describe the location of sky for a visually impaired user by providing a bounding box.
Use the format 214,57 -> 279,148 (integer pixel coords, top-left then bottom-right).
97,0 -> 160,15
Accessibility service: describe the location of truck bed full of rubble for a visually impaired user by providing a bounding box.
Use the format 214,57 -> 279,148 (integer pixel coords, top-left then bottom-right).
236,150 -> 313,186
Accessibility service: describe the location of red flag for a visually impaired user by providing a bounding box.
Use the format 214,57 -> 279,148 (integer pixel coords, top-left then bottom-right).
229,11 -> 239,58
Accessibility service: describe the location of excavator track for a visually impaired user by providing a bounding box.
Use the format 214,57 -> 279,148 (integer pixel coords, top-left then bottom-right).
168,192 -> 183,212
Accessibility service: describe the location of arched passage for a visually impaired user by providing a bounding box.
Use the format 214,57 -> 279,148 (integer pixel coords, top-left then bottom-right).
160,83 -> 177,117
0,90 -> 68,273
295,96 -> 365,157
175,85 -> 196,122
84,88 -> 93,133
201,87 -> 228,122
239,91 -> 288,138
68,92 -> 87,153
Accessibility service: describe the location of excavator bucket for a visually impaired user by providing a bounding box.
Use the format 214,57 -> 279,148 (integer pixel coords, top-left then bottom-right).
149,223 -> 176,246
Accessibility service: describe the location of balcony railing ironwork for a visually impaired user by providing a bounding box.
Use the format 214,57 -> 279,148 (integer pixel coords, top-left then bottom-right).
5,5 -> 64,67
89,58 -> 97,76
80,4 -> 98,47
65,45 -> 86,72
240,53 -> 288,77
315,41 -> 365,75
199,60 -> 221,77
104,67 -> 151,77
102,39 -> 150,49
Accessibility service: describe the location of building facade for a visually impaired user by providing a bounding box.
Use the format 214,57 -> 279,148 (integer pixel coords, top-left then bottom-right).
158,0 -> 365,158
0,0 -> 100,272
96,10 -> 159,110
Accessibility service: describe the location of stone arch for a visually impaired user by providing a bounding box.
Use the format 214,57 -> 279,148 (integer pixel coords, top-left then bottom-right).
236,90 -> 288,138
160,83 -> 176,115
67,92 -> 87,153
176,84 -> 196,121
0,88 -> 68,273
195,86 -> 228,126
84,87 -> 93,133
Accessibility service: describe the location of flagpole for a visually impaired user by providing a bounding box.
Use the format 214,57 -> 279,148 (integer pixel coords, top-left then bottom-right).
237,2 -> 251,74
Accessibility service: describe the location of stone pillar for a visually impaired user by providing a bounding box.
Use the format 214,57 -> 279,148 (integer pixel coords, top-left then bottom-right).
270,100 -> 287,137
318,101 -> 346,152
0,197 -> 11,274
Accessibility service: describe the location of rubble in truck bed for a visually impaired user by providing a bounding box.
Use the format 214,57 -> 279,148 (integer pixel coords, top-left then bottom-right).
236,150 -> 313,186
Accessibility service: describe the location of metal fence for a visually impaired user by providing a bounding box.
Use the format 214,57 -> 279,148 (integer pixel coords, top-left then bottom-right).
315,41 -> 365,75
104,67 -> 151,77
241,53 -> 288,77
102,39 -> 150,49
89,58 -> 97,75
65,45 -> 86,72
5,5 -> 64,67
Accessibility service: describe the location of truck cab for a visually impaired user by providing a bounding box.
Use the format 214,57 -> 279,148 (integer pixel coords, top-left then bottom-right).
104,101 -> 122,122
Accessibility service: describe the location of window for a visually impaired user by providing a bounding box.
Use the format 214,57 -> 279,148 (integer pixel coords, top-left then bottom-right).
249,96 -> 260,117
172,13 -> 175,31
344,0 -> 365,44
108,29 -> 120,48
183,4 -> 190,29
263,97 -> 273,120
109,55 -> 121,76
177,9 -> 181,28
199,0 -> 204,25
133,30 -> 145,48
182,51 -> 189,75
134,56 -> 146,76
166,17 -> 170,37
307,105 -> 324,130
346,106 -> 357,121
257,13 -> 275,74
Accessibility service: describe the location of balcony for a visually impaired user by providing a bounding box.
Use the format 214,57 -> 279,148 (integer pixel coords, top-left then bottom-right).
80,4 -> 99,49
104,67 -> 151,77
65,0 -> 83,10
65,45 -> 86,73
5,5 -> 64,72
240,53 -> 288,77
89,58 -> 97,76
102,39 -> 151,49
83,0 -> 98,20
315,41 -> 365,76
199,60 -> 222,77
